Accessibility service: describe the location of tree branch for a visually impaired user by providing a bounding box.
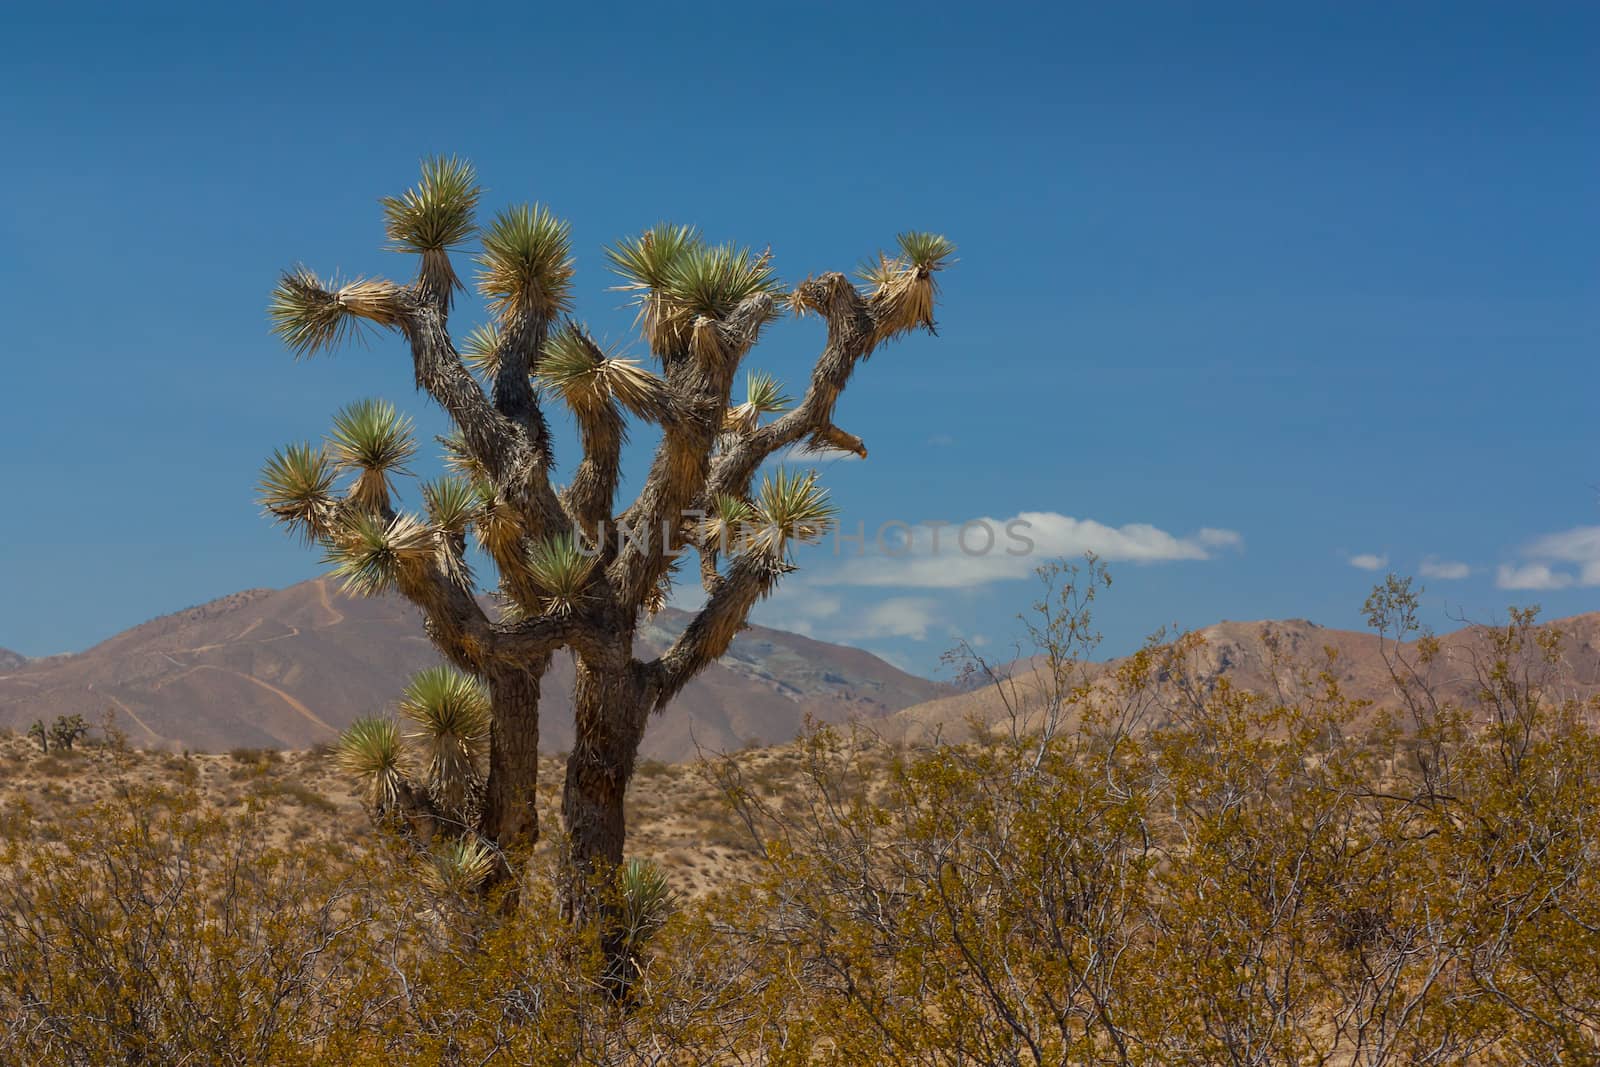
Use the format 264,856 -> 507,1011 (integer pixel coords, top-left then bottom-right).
399,294 -> 570,571
704,274 -> 876,504
608,293 -> 778,609
644,550 -> 791,711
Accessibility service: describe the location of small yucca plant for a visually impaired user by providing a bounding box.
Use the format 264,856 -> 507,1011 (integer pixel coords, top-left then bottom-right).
460,322 -> 503,379
618,858 -> 675,956
422,835 -> 499,896
701,493 -> 756,555
422,476 -> 478,537
337,716 -> 408,813
859,231 -> 957,342
268,269 -> 405,357
399,667 -> 490,814
379,154 -> 480,306
536,326 -> 670,423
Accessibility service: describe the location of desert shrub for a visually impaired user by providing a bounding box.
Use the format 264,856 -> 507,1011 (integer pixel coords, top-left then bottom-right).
246,778 -> 340,814
4,567 -> 1599,1064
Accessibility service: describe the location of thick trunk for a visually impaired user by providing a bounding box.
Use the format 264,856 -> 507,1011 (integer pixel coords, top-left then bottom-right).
480,659 -> 548,853
561,642 -> 648,994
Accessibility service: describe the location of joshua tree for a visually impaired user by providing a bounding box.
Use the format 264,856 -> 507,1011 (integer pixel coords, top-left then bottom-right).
258,157 -> 951,945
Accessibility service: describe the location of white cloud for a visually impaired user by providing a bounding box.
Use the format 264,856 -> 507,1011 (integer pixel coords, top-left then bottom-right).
1348,553 -> 1388,572
751,583 -> 842,637
1419,557 -> 1471,580
1497,525 -> 1600,591
851,598 -> 941,641
1198,528 -> 1244,550
1496,563 -> 1575,591
813,511 -> 1242,590
757,583 -> 942,642
1524,527 -> 1600,570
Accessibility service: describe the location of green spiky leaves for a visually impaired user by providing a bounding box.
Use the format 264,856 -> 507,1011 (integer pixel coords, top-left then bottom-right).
399,666 -> 489,811
381,155 -> 480,256
858,231 -> 957,341
701,493 -> 756,553
664,243 -> 781,321
749,468 -> 836,558
606,223 -> 701,294
380,155 -> 481,307
422,836 -> 499,896
894,232 -> 958,273
337,716 -> 409,812
608,225 -> 783,356
618,858 -> 676,955
537,326 -> 670,423
422,476 -> 478,536
269,269 -> 406,358
477,204 -> 575,321
460,322 -> 503,379
327,398 -> 416,511
526,532 -> 594,616
724,370 -> 791,434
257,443 -> 337,543
325,512 -> 435,597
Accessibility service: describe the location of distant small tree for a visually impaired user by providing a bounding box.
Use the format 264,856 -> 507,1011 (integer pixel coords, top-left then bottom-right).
26,720 -> 48,753
48,715 -> 88,752
258,156 -> 952,976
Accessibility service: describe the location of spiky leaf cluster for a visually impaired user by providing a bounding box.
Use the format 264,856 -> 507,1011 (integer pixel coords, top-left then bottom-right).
337,717 -> 409,813
858,231 -> 957,341
536,327 -> 669,423
327,398 -> 416,511
608,225 -> 782,355
380,155 -> 480,255
422,476 -> 478,536
618,858 -> 676,954
269,270 -> 404,357
723,370 -> 792,435
526,533 -> 594,616
257,443 -> 337,543
748,468 -> 837,558
701,494 -> 756,554
460,322 -> 502,378
477,204 -> 575,320
399,666 -> 490,812
325,512 -> 434,596
422,835 -> 499,896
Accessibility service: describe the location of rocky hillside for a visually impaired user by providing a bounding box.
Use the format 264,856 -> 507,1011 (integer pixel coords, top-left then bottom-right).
0,580 -> 944,760
884,612 -> 1600,741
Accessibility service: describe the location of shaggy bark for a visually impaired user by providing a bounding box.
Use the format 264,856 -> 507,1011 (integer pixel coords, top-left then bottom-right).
480,662 -> 547,851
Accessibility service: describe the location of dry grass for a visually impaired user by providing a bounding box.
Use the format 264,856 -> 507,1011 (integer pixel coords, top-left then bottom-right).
0,732 -> 807,897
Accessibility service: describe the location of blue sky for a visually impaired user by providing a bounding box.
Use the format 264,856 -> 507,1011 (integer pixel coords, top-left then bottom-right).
2,2 -> 1596,676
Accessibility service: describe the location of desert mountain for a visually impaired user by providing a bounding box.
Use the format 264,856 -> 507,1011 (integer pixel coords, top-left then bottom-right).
885,613 -> 1600,742
0,580 -> 944,760
0,649 -> 27,672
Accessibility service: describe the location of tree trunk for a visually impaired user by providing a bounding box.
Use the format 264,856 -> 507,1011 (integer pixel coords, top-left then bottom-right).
561,642 -> 647,994
481,658 -> 548,853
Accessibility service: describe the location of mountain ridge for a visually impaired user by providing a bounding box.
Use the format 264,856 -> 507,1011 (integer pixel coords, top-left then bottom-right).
883,611 -> 1600,742
0,579 -> 944,760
